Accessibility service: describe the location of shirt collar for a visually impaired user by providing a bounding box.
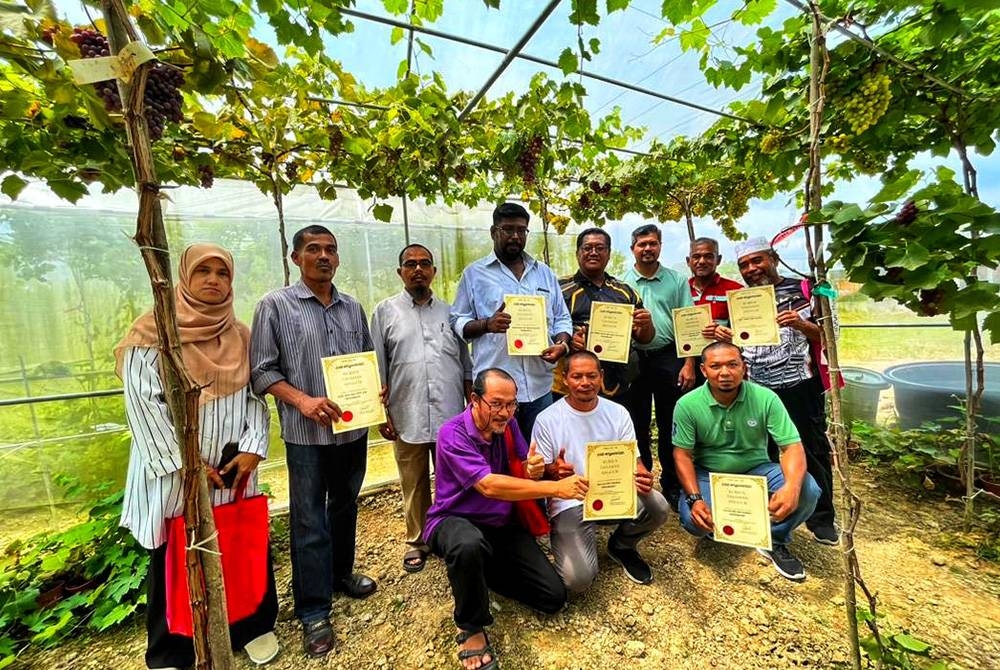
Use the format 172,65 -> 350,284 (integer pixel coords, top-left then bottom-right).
398,289 -> 434,307
486,250 -> 536,270
632,264 -> 664,282
461,405 -> 494,447
572,269 -> 613,287
293,279 -> 341,304
689,273 -> 721,289
706,381 -> 747,408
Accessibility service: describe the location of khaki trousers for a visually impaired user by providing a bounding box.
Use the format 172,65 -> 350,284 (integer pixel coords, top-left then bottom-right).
393,439 -> 434,549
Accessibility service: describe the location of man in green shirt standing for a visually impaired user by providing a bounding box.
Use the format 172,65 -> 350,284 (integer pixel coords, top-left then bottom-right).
672,341 -> 821,581
622,224 -> 697,508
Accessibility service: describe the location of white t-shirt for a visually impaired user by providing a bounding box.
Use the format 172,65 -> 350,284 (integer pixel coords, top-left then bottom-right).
531,397 -> 636,518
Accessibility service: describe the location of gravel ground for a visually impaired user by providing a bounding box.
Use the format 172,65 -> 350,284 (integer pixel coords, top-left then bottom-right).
22,467 -> 1000,670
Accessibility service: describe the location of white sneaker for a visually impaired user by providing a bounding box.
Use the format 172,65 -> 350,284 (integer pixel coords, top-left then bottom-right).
245,631 -> 280,665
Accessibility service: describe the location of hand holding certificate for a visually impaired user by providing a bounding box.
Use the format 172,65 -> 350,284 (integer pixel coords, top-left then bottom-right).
321,352 -> 387,434
727,285 -> 780,346
583,441 -> 637,521
504,294 -> 549,356
672,304 -> 714,356
586,302 -> 634,364
708,473 -> 772,550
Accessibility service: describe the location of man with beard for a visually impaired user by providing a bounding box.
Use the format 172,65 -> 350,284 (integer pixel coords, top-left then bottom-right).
734,237 -> 839,547
425,368 -> 589,670
450,202 -> 573,439
621,224 -> 697,508
371,243 -> 473,574
673,342 -> 820,581
250,225 -> 377,658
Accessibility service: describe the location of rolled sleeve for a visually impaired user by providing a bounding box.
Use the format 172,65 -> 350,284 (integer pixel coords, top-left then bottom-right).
450,275 -> 477,342
238,392 -> 271,458
249,297 -> 286,395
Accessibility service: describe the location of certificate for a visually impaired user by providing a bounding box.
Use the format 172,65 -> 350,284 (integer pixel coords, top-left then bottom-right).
582,441 -> 637,522
708,473 -> 772,551
320,352 -> 386,434
672,304 -> 714,357
505,294 -> 549,356
727,285 -> 780,346
586,302 -> 634,364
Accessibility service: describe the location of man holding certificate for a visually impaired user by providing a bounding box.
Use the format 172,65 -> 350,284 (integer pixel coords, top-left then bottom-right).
672,342 -> 821,581
735,237 -> 839,547
687,236 -> 743,339
450,202 -> 573,439
554,228 -> 654,403
533,351 -> 668,592
250,225 -> 377,658
424,368 -> 589,670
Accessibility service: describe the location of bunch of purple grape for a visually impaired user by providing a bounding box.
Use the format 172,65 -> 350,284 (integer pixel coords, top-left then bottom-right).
143,64 -> 184,141
197,163 -> 214,189
69,28 -> 122,112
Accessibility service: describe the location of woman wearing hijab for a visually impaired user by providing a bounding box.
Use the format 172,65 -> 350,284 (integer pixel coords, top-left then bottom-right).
116,243 -> 279,669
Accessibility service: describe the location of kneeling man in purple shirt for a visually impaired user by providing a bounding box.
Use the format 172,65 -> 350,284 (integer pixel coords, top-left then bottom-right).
424,367 -> 589,670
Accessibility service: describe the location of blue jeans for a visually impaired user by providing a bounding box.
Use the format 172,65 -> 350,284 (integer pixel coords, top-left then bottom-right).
677,463 -> 820,546
516,391 -> 553,441
285,437 -> 367,623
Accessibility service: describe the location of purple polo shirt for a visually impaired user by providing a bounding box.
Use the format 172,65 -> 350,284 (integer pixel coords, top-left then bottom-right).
423,406 -> 529,543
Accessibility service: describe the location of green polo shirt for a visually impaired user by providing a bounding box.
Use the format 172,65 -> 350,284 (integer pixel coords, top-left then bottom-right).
621,264 -> 693,350
672,381 -> 800,473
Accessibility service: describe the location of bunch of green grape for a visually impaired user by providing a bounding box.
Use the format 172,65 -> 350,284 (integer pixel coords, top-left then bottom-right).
841,71 -> 892,135
759,131 -> 783,154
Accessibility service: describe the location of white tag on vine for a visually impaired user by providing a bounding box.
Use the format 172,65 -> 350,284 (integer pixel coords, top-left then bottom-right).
113,42 -> 156,82
67,42 -> 156,85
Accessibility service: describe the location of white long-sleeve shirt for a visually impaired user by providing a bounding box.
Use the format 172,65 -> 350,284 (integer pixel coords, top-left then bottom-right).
119,346 -> 269,549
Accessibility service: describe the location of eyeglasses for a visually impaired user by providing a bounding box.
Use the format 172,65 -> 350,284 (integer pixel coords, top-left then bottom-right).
497,225 -> 529,237
401,259 -> 433,269
478,398 -> 518,413
580,244 -> 608,254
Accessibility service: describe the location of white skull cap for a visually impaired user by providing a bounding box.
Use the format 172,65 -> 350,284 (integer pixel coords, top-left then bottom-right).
734,236 -> 772,260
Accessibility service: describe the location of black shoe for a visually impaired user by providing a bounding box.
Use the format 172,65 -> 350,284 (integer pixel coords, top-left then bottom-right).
663,487 -> 680,514
757,545 -> 806,581
302,619 -> 333,658
811,525 -> 840,546
607,541 -> 653,585
333,573 -> 377,599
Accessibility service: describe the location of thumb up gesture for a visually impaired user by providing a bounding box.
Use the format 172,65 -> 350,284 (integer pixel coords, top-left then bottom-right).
524,441 -> 545,480
552,447 -> 575,480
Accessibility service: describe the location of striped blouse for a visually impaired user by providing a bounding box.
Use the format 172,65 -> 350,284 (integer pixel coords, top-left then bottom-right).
119,346 -> 269,550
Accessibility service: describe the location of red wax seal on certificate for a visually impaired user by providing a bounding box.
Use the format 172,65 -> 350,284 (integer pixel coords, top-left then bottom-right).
592,499 -> 603,511
593,344 -> 603,353
682,343 -> 691,352
722,525 -> 735,536
341,411 -> 353,422
739,331 -> 750,340
514,339 -> 523,349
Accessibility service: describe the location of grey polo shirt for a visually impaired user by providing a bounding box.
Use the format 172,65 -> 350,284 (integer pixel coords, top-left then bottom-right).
250,280 -> 372,446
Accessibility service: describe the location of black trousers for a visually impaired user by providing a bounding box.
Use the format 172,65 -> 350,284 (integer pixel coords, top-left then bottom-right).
625,346 -> 688,496
145,543 -> 278,669
429,517 -> 566,633
769,376 -> 837,529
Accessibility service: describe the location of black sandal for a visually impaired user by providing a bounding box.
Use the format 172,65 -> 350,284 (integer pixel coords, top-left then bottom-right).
402,548 -> 427,573
455,629 -> 499,670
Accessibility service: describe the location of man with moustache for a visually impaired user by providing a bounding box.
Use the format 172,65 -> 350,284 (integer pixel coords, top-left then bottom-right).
734,237 -> 838,547
250,225 -> 376,658
621,224 -> 697,508
673,341 -> 821,581
554,227 -> 654,402
425,368 -> 589,670
687,237 -> 743,342
371,243 -> 473,574
450,202 -> 573,439
533,351 -> 669,592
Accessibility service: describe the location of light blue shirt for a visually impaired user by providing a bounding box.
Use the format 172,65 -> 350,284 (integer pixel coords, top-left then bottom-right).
450,251 -> 573,402
621,264 -> 693,350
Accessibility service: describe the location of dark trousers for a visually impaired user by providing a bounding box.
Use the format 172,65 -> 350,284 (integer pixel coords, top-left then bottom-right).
285,436 -> 368,623
625,347 -> 688,496
429,517 -> 566,632
769,377 -> 837,529
145,543 -> 278,669
516,392 -> 553,442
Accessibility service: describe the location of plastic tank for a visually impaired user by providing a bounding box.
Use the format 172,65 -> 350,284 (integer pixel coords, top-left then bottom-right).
840,366 -> 890,424
882,362 -> 1000,432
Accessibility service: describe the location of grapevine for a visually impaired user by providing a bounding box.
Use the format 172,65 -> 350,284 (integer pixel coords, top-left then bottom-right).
517,135 -> 544,187
841,71 -> 892,135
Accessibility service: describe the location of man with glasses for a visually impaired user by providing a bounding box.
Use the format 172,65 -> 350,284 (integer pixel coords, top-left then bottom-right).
371,243 -> 473,574
622,224 -> 697,510
451,202 -> 573,439
555,227 -> 654,402
424,368 -> 589,670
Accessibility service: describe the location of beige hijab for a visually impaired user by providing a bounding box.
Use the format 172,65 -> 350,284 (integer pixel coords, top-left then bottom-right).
114,243 -> 251,404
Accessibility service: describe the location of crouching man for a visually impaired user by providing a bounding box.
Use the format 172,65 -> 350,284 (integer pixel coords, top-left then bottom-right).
424,368 -> 589,670
673,342 -> 821,581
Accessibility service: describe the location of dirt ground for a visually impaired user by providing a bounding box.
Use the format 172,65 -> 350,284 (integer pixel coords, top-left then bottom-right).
21,467 -> 1000,670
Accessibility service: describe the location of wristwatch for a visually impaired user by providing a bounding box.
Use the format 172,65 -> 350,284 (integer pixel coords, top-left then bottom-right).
685,492 -> 704,507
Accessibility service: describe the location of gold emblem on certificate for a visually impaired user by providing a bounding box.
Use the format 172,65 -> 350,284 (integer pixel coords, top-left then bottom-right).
320,352 -> 387,434
586,302 -> 634,364
504,294 -> 549,356
708,473 -> 772,551
727,285 -> 780,346
583,441 -> 637,521
672,304 -> 714,356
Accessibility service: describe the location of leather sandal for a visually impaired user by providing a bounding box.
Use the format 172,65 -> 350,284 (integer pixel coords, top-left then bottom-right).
402,548 -> 427,573
455,629 -> 499,670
